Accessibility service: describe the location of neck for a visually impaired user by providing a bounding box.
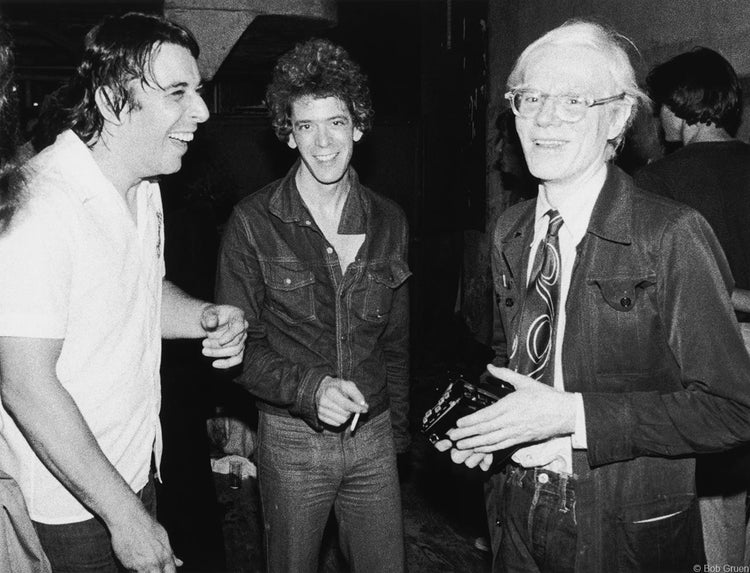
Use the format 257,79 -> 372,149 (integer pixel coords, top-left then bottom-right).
541,162 -> 608,209
683,122 -> 734,145
295,169 -> 351,214
90,134 -> 142,198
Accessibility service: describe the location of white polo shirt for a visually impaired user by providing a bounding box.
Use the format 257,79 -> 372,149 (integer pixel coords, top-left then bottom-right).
0,130 -> 164,524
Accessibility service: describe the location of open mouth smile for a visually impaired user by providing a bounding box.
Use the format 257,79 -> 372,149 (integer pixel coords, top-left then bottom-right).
168,132 -> 194,144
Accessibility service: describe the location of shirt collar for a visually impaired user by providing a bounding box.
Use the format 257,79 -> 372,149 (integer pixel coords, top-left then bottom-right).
269,159 -> 369,234
534,164 -> 607,245
35,130 -> 156,203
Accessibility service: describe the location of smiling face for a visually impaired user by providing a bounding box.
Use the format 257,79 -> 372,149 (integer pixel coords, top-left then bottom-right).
287,95 -> 363,192
117,42 -> 209,182
514,43 -> 630,189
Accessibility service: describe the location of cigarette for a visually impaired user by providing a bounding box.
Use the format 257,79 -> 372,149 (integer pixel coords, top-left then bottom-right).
350,412 -> 361,433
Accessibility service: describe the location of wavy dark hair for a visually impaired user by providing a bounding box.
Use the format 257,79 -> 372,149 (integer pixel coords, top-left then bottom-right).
646,47 -> 742,136
33,12 -> 199,150
0,24 -> 25,236
265,38 -> 373,141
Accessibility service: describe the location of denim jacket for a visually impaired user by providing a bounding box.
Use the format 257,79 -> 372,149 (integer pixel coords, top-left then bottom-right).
490,167 -> 750,571
216,162 -> 411,452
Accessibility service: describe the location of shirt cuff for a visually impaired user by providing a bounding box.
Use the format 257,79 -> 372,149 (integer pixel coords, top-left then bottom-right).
571,392 -> 588,449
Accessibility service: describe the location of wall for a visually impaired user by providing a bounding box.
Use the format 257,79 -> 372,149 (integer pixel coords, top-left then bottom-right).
459,0 -> 750,344
487,0 -> 750,209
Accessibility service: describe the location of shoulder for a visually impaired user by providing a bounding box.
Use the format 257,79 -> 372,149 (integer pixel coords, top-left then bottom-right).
628,177 -> 713,242
362,185 -> 408,228
229,178 -> 282,227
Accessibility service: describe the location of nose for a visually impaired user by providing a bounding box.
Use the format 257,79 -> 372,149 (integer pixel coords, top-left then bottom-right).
535,95 -> 562,127
315,125 -> 332,147
191,92 -> 210,124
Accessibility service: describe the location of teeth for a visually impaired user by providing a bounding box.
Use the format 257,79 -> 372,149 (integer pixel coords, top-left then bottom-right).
169,132 -> 194,143
316,153 -> 336,161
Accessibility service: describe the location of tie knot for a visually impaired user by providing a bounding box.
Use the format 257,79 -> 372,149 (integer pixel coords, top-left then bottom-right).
545,209 -> 563,237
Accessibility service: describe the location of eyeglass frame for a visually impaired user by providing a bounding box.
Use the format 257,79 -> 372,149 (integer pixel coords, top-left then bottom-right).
504,89 -> 627,123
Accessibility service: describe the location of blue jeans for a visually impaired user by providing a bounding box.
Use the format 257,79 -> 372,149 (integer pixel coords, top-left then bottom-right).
492,466 -> 577,573
258,410 -> 405,573
33,477 -> 156,573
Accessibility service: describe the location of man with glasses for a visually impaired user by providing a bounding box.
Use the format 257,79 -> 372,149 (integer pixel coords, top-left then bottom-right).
436,20 -> 750,572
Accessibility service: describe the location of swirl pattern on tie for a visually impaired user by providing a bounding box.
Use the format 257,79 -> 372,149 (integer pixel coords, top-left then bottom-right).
509,209 -> 563,385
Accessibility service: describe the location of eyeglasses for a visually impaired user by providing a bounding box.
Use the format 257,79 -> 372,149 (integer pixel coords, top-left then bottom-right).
505,89 -> 627,123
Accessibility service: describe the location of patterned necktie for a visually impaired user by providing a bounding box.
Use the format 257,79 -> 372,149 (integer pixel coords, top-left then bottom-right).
509,209 -> 564,385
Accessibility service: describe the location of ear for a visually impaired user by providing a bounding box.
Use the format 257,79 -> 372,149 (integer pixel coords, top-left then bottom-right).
606,101 -> 632,142
94,86 -> 124,126
287,132 -> 298,150
353,128 -> 363,143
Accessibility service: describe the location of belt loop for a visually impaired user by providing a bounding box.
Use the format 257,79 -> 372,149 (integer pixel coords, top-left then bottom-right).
559,473 -> 569,512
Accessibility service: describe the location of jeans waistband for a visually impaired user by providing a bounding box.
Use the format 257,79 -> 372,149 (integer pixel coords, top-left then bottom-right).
506,464 -> 577,513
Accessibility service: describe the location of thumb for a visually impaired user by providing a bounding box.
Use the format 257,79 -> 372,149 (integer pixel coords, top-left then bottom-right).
486,364 -> 531,388
201,306 -> 220,331
339,380 -> 367,409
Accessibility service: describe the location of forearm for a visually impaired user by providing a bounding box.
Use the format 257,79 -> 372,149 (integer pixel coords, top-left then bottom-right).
161,279 -> 210,339
0,339 -> 145,528
382,285 -> 410,451
241,337 -> 330,424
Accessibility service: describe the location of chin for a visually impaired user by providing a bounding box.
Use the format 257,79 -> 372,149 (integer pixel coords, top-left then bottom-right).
160,161 -> 183,176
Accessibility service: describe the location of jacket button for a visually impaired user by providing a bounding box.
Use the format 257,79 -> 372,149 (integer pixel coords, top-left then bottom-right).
505,298 -> 514,307
620,297 -> 632,308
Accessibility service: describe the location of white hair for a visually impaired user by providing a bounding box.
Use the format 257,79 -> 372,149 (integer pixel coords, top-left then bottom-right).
507,19 -> 651,159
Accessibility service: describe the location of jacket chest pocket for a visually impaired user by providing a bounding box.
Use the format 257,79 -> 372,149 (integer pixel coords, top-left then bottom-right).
260,260 -> 316,324
357,261 -> 411,323
586,274 -> 659,375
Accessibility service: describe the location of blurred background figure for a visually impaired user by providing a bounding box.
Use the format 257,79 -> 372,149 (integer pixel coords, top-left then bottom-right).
635,46 -> 750,567
0,20 -> 52,573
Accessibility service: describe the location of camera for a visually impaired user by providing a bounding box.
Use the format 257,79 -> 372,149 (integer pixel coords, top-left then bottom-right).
421,372 -> 514,445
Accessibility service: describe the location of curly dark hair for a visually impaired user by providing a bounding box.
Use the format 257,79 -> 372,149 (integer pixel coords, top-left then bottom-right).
265,38 -> 373,141
33,12 -> 199,151
646,47 -> 742,136
0,24 -> 25,236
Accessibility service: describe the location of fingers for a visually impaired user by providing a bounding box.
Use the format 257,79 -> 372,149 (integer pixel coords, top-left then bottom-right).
201,305 -> 248,344
200,306 -> 220,331
433,439 -> 452,452
201,310 -> 247,369
316,378 -> 368,427
479,453 -> 494,471
337,379 -> 367,407
486,364 -> 533,388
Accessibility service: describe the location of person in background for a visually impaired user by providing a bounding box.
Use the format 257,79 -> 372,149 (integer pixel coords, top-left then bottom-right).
0,20 -> 52,573
437,20 -> 750,572
635,46 -> 750,566
0,13 -> 247,573
216,38 -> 411,573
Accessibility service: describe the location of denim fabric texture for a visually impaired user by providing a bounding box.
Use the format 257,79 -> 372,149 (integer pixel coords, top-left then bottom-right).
494,466 -> 577,573
216,162 -> 411,452
489,166 -> 744,571
257,410 -> 404,573
33,477 -> 156,572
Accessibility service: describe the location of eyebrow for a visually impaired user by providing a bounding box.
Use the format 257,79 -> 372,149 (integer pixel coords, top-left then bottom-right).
293,115 -> 350,125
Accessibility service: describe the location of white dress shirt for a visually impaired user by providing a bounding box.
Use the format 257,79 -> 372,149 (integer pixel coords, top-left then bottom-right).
510,165 -> 606,474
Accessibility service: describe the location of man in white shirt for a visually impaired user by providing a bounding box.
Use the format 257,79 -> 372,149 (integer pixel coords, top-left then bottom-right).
0,13 -> 247,573
437,20 -> 750,573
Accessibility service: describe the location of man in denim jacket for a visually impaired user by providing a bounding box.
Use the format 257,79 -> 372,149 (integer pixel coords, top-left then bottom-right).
216,38 -> 410,573
438,20 -> 750,573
